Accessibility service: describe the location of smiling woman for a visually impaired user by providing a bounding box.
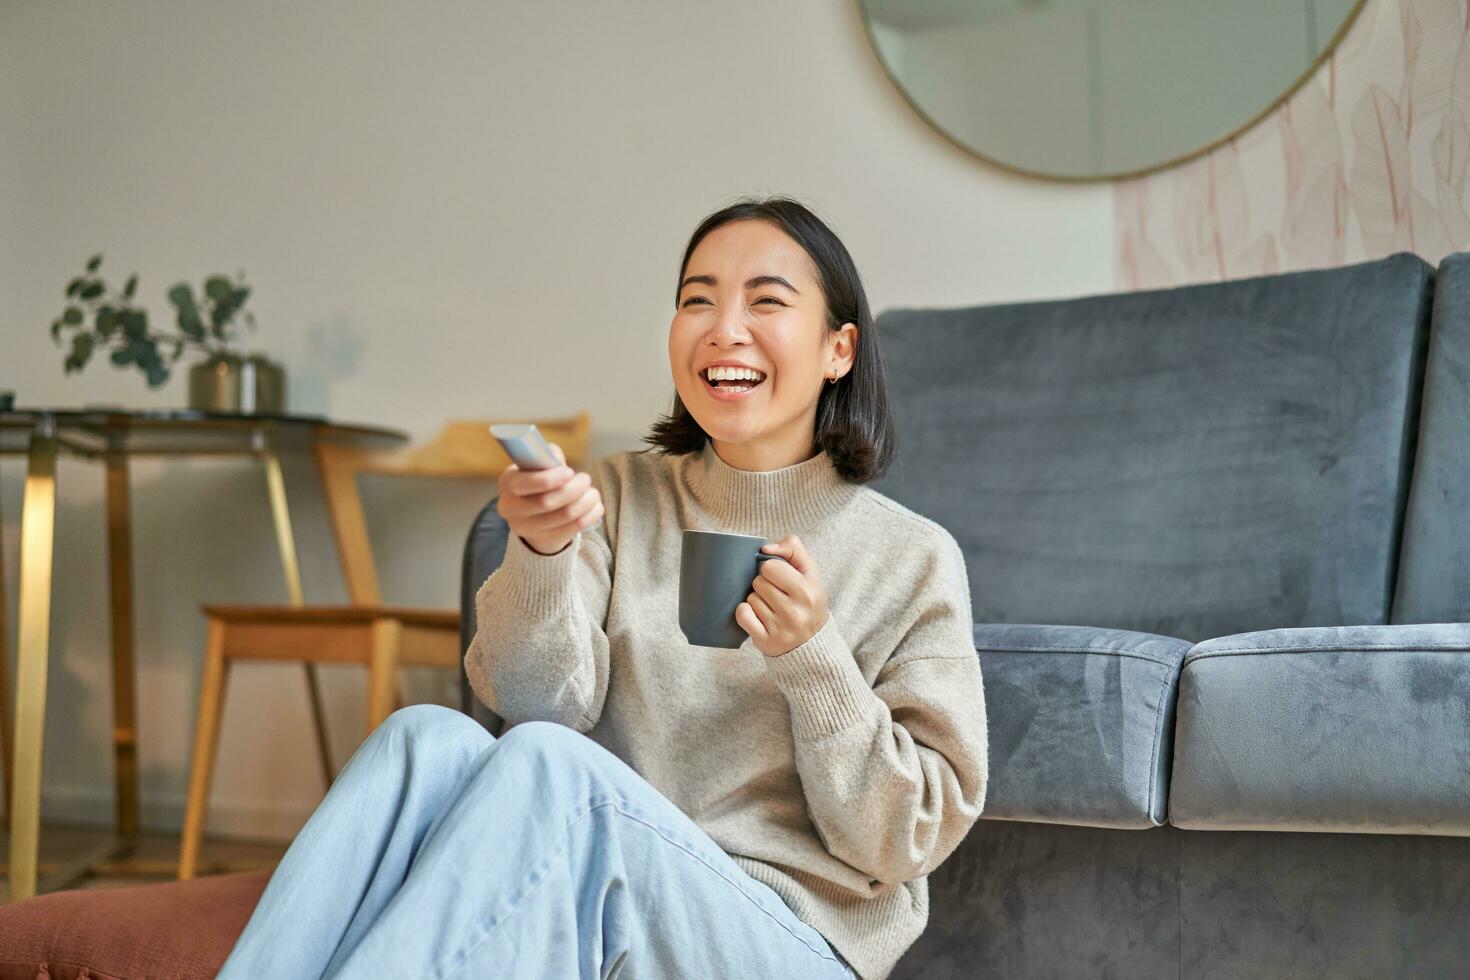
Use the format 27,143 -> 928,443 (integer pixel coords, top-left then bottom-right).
645,197 -> 897,480
214,196 -> 986,980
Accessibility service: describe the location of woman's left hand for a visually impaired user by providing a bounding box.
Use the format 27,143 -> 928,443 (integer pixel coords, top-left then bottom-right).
736,534 -> 830,658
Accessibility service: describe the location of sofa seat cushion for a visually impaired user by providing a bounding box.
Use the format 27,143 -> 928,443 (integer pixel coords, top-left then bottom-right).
1170,624 -> 1470,835
0,870 -> 269,980
976,623 -> 1188,829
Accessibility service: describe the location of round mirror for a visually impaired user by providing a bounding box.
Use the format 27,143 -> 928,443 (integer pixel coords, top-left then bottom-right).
858,0 -> 1366,181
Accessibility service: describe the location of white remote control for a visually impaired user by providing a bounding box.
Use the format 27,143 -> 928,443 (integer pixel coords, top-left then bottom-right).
489,423 -> 561,471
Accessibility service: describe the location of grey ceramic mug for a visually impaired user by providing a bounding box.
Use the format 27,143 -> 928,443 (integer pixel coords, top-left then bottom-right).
679,529 -> 789,648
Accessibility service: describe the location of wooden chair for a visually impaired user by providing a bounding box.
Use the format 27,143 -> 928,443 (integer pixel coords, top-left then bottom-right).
177,413 -> 590,879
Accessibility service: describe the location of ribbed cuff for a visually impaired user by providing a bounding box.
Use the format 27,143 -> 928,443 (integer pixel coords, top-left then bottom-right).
498,531 -> 582,618
763,616 -> 873,737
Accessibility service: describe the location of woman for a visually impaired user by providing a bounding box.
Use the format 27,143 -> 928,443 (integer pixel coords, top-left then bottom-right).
219,198 -> 988,980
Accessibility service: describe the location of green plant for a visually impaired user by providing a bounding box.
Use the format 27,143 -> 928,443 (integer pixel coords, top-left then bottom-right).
49,253 -> 257,388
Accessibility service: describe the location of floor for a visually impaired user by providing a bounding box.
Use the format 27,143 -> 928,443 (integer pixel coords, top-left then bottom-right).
0,821 -> 287,901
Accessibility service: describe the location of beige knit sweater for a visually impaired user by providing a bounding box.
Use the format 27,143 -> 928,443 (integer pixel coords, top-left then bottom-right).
465,443 -> 988,979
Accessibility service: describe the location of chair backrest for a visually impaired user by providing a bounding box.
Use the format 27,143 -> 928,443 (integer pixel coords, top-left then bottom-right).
316,412 -> 590,605
461,496 -> 514,731
869,253 -> 1433,643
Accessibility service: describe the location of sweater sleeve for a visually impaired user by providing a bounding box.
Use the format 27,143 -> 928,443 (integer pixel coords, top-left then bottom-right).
463,463 -> 615,733
761,534 -> 988,885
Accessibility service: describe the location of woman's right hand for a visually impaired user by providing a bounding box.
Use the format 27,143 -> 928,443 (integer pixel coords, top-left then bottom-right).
497,443 -> 605,556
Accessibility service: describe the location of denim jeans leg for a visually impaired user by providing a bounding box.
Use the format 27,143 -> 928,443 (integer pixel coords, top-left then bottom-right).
218,704 -> 496,980
328,720 -> 854,979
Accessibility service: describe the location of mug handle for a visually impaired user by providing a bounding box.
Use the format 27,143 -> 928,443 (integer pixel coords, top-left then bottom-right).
756,554 -> 788,566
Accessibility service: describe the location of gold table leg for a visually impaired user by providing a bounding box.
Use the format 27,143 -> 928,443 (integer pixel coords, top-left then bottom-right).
0,474 -> 16,821
10,432 -> 58,901
260,448 -> 333,787
104,451 -> 140,839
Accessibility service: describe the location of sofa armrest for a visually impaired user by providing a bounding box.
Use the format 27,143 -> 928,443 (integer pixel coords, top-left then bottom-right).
1169,623 -> 1470,836
975,623 -> 1188,829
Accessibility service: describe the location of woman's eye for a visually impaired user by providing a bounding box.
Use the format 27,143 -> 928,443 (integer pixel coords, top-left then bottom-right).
681,296 -> 711,307
754,297 -> 785,306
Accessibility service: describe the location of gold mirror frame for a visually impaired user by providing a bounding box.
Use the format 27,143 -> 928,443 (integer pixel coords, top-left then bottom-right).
856,0 -> 1368,183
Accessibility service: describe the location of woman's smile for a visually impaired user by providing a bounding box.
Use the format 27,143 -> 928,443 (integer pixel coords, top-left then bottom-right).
700,363 -> 768,400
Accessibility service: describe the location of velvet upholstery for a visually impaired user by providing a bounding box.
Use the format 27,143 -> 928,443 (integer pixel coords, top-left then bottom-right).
893,823 -> 1470,979
875,252 -> 1468,976
1169,623 -> 1470,835
870,252 -> 1433,643
1393,252 -> 1470,625
974,623 -> 1186,828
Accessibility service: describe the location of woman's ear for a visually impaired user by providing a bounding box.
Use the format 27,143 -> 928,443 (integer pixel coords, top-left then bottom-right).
828,322 -> 858,377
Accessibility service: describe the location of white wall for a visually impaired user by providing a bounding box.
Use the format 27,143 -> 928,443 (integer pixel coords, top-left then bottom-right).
0,0 -> 1113,839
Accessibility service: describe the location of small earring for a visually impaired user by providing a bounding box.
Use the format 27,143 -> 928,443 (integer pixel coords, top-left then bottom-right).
827,375 -> 837,384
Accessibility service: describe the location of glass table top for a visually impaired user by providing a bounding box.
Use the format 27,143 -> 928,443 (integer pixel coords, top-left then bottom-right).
0,407 -> 408,456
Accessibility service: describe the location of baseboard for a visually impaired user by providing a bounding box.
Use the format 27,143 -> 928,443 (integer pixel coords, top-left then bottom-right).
38,785 -> 311,843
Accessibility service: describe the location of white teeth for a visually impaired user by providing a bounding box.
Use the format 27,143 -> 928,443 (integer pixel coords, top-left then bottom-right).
705,366 -> 766,382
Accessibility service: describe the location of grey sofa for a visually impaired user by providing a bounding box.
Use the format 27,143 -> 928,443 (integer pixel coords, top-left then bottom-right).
460,252 -> 1470,978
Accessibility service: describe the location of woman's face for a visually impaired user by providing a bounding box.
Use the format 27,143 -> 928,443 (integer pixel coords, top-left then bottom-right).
669,218 -> 855,468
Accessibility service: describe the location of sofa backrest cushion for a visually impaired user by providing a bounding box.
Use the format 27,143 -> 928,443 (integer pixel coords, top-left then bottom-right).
1393,252 -> 1470,624
871,253 -> 1433,643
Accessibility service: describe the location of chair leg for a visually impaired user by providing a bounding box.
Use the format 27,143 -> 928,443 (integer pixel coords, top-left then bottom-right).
179,618 -> 231,880
303,663 -> 334,789
367,619 -> 401,731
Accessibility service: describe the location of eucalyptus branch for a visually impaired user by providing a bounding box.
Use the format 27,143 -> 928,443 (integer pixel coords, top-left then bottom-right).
48,254 -> 256,389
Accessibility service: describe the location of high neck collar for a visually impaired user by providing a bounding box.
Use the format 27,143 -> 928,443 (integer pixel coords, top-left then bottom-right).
682,442 -> 862,538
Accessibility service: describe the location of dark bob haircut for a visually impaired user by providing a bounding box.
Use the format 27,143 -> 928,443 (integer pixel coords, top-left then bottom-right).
641,197 -> 897,484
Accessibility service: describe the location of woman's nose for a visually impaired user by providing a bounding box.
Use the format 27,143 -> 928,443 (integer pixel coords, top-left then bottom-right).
709,305 -> 753,343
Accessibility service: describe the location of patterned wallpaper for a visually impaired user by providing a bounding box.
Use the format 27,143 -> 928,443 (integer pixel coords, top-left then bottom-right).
1115,0 -> 1470,289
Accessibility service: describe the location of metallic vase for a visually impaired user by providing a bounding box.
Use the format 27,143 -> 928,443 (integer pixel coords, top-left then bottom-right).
187,354 -> 286,414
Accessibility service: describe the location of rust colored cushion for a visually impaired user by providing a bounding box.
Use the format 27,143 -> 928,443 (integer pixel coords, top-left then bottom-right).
0,871 -> 269,980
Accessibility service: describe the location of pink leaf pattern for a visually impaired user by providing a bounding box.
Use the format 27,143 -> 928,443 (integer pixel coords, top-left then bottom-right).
1334,0 -> 1381,68
1114,180 -> 1178,289
1285,168 -> 1352,268
1280,78 -> 1349,268
1398,0 -> 1463,135
1435,35 -> 1470,192
1431,99 -> 1470,190
1231,233 -> 1280,279
1351,84 -> 1414,254
1171,142 -> 1252,283
1435,174 -> 1470,244
1412,186 -> 1453,255
1282,80 -> 1342,200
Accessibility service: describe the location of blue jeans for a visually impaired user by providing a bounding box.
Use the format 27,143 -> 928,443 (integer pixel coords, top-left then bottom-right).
219,704 -> 856,979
